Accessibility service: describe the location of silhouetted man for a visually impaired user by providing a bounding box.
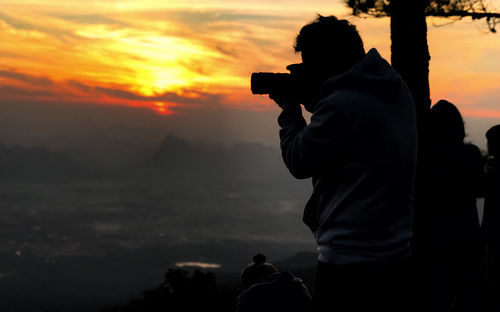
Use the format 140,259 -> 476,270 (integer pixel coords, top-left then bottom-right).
484,124 -> 500,312
270,15 -> 417,312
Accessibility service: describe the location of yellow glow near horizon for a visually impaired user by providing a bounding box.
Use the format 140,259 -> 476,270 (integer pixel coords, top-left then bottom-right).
175,261 -> 221,269
109,35 -> 215,96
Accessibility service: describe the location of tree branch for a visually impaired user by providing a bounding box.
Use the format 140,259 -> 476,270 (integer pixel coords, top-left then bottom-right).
425,10 -> 500,19
426,9 -> 499,31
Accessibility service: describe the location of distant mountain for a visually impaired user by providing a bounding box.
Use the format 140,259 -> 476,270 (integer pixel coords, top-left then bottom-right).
150,135 -> 290,182
273,251 -> 317,270
0,135 -> 298,184
0,142 -> 83,180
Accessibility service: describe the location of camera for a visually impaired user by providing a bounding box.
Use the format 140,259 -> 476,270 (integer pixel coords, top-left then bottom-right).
251,63 -> 305,95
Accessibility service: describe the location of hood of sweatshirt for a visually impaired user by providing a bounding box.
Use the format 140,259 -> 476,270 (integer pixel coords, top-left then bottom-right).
320,48 -> 408,103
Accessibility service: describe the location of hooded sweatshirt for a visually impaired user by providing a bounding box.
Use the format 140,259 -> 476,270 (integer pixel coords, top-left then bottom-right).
237,271 -> 311,312
278,48 -> 417,264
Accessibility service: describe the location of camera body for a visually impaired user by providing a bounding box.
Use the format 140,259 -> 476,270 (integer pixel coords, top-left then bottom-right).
251,63 -> 306,95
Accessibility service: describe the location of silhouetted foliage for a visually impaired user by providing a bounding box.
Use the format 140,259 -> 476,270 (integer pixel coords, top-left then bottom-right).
98,253 -> 319,312
101,268 -> 239,312
345,0 -> 499,120
346,0 -> 499,32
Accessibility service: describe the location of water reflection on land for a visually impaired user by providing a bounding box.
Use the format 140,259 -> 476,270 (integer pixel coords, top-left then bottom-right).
176,262 -> 222,269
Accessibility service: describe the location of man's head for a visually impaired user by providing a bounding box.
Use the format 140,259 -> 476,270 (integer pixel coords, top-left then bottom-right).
486,125 -> 500,157
294,15 -> 365,111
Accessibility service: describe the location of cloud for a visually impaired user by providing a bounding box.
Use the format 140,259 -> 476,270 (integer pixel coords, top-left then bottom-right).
0,85 -> 56,97
0,1 -> 497,128
1,6 -> 299,106
434,85 -> 500,111
0,11 -> 39,31
0,69 -> 54,87
138,9 -> 287,27
214,44 -> 239,58
52,14 -> 127,26
69,81 -> 227,109
0,10 -> 78,41
468,87 -> 500,111
129,8 -> 299,64
66,80 -> 92,92
0,59 -> 271,114
93,86 -> 150,101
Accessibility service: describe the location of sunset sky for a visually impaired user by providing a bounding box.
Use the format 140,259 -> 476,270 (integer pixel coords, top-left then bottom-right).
1,0 -> 499,148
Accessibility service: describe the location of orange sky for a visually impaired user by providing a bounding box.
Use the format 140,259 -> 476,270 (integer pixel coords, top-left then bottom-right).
0,0 -> 499,141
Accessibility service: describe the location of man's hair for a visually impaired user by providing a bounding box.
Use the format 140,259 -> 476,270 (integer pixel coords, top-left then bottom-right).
295,15 -> 365,69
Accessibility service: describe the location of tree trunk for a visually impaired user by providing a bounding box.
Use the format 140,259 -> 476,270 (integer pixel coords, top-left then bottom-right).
390,0 -> 431,125
390,1 -> 431,265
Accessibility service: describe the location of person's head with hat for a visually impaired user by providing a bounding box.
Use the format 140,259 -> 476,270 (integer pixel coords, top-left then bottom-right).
240,253 -> 278,289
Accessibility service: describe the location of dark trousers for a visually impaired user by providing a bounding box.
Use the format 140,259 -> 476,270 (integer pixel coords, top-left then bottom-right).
487,257 -> 500,312
312,260 -> 412,312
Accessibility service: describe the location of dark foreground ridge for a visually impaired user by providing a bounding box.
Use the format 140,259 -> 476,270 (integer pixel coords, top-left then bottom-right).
99,252 -> 317,312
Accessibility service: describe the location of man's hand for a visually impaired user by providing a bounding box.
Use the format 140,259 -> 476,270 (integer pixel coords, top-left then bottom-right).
269,92 -> 301,110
